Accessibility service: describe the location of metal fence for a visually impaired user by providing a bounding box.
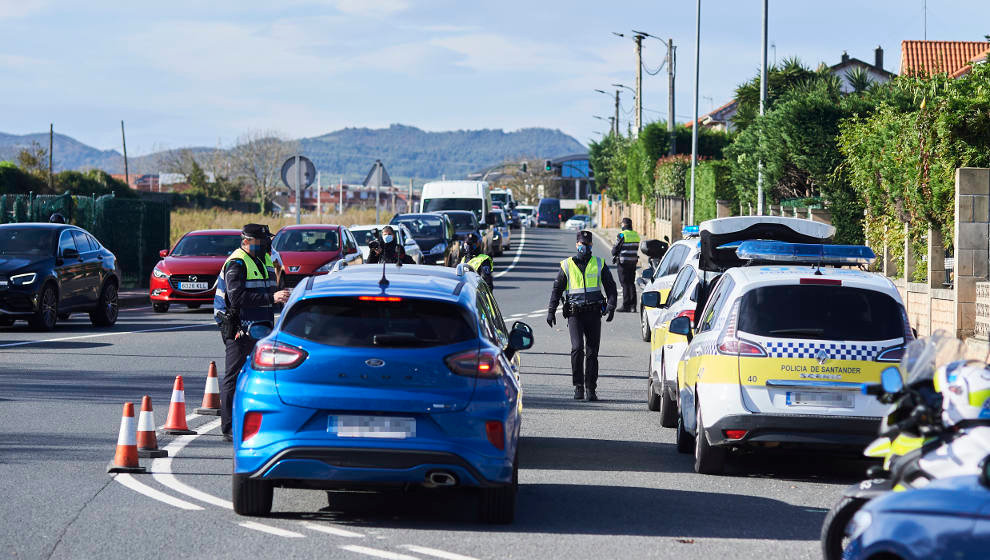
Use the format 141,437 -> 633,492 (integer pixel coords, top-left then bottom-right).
0,192 -> 170,287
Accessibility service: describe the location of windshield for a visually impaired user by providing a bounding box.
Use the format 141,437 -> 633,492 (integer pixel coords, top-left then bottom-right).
350,229 -> 379,247
171,234 -> 241,257
424,198 -> 482,220
516,207 -> 533,216
493,213 -> 506,226
282,296 -> 475,348
491,192 -> 509,205
0,228 -> 55,256
442,213 -> 476,230
393,217 -> 443,238
274,229 -> 340,253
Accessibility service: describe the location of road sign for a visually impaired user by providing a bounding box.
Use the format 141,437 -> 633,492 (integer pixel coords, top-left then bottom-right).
280,156 -> 316,190
363,160 -> 392,222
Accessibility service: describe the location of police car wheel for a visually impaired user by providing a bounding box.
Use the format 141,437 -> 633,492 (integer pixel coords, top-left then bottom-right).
232,474 -> 273,516
659,384 -> 678,429
640,310 -> 651,342
694,405 -> 727,474
647,376 -> 662,411
153,303 -> 170,313
676,410 -> 694,454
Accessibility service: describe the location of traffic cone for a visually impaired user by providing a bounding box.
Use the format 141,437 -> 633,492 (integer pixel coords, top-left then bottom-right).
107,402 -> 146,473
194,361 -> 221,416
162,376 -> 197,435
137,395 -> 168,458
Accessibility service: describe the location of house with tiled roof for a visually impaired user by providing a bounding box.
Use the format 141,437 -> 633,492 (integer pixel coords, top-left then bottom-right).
900,40 -> 990,76
829,47 -> 896,93
685,99 -> 739,132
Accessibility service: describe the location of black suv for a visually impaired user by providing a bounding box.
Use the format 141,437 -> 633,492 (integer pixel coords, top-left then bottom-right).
389,213 -> 460,266
0,223 -> 121,330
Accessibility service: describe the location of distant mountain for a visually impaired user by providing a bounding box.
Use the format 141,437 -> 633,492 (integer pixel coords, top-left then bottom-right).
0,125 -> 586,182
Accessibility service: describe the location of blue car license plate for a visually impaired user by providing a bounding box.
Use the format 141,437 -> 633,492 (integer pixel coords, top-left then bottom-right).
330,415 -> 416,439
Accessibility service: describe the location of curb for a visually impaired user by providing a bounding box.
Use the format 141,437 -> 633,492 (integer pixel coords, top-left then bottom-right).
119,290 -> 149,309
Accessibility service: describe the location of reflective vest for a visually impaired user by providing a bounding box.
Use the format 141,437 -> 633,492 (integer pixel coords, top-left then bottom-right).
463,253 -> 494,274
561,256 -> 605,306
618,229 -> 641,265
213,248 -> 276,326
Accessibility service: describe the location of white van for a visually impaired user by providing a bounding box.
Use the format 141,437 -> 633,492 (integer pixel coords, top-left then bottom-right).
421,181 -> 492,225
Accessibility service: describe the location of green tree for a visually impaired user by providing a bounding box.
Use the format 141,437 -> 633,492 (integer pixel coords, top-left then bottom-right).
732,57 -> 821,131
187,160 -> 208,195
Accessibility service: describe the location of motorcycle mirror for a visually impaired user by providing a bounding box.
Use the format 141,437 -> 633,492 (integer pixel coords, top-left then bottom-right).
880,366 -> 903,393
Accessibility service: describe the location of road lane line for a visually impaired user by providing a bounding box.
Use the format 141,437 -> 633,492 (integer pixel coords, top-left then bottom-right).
301,522 -> 365,538
238,521 -> 305,538
340,545 -> 420,560
151,419 -> 232,509
493,226 -> 525,278
113,473 -> 204,510
0,323 -> 209,349
400,545 -> 479,560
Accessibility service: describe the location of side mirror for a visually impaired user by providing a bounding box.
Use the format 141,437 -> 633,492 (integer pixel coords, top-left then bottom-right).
345,246 -> 357,255
640,239 -> 669,260
640,268 -> 653,280
641,291 -> 661,309
248,323 -> 273,340
880,366 -> 904,394
159,249 -> 168,258
507,321 -> 534,357
62,247 -> 79,259
669,316 -> 692,342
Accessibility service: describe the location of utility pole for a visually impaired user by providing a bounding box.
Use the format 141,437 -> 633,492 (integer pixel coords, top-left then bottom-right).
317,171 -> 322,222
120,120 -> 129,187
408,177 -> 414,212
667,39 -> 677,155
634,33 -> 644,135
689,0 -> 701,226
757,0 -> 768,216
48,124 -> 54,189
614,90 -> 620,135
338,176 -> 343,214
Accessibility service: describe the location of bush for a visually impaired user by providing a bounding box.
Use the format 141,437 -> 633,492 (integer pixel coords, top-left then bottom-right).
694,160 -> 733,223
653,155 -> 691,197
0,164 -> 48,195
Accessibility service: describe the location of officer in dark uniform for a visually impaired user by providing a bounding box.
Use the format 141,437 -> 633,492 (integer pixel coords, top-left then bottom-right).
611,217 -> 641,312
214,224 -> 291,441
460,232 -> 494,290
367,225 -> 414,264
547,230 -> 618,401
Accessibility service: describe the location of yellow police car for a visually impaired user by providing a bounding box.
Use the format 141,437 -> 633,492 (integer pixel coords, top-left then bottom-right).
670,235 -> 910,475
638,227 -> 700,341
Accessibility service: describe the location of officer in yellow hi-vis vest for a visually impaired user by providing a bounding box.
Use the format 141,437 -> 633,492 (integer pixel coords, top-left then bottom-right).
547,230 -> 618,401
611,217 -> 641,312
460,232 -> 494,290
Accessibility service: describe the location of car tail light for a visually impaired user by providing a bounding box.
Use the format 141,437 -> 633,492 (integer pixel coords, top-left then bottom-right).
876,345 -> 905,362
243,412 -> 263,441
485,421 -> 505,450
675,310 -> 695,322
800,278 -> 841,286
723,429 -> 747,440
445,349 -> 503,378
358,296 -> 402,302
252,341 -> 308,370
717,301 -> 767,357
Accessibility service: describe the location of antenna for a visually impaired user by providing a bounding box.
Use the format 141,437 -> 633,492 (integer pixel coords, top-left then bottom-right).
379,259 -> 389,287
814,244 -> 824,275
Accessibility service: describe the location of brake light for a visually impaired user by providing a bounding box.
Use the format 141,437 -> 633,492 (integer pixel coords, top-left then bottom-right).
723,429 -> 747,440
800,278 -> 841,286
252,341 -> 308,370
876,345 -> 905,362
445,349 -> 503,378
485,421 -> 505,450
242,412 -> 263,441
676,310 -> 695,322
716,301 -> 767,357
358,296 -> 402,302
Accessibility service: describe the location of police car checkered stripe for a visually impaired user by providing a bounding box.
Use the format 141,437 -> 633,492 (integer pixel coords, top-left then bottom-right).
762,341 -> 880,361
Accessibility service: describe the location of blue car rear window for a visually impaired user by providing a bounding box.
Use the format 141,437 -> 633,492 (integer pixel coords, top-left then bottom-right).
282,296 -> 476,348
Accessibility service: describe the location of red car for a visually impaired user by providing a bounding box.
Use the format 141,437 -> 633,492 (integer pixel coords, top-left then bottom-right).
150,229 -> 242,313
271,224 -> 364,289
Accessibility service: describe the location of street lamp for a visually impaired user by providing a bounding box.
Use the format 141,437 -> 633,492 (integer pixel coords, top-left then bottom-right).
593,115 -> 615,135
595,89 -> 619,135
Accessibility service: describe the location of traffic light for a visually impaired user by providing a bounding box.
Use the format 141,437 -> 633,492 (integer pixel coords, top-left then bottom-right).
544,159 -> 552,172
520,162 -> 527,173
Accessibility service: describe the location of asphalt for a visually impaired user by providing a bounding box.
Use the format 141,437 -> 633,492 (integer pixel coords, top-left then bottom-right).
0,227 -> 869,560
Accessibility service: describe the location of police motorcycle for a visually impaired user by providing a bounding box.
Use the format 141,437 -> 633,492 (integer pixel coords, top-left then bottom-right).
821,331 -> 990,559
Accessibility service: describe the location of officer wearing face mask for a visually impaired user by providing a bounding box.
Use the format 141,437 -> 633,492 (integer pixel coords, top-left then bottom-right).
367,225 -> 414,264
214,224 -> 292,441
547,230 -> 618,401
460,232 -> 494,290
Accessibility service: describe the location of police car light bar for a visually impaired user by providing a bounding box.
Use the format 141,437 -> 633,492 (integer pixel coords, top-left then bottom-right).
735,241 -> 876,265
682,225 -> 700,238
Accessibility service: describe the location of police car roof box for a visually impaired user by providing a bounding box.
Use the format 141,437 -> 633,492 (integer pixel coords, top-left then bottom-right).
698,216 -> 835,271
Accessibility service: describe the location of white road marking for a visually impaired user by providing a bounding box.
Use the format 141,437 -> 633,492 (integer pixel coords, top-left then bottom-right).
151,419 -> 232,509
493,226 -> 525,278
400,545 -> 479,560
113,473 -> 204,510
0,322 -> 208,349
239,521 -> 305,538
159,412 -> 201,430
301,522 -> 365,538
340,545 -> 420,560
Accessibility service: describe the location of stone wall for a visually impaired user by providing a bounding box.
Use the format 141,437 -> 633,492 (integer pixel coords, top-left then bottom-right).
600,196 -> 684,243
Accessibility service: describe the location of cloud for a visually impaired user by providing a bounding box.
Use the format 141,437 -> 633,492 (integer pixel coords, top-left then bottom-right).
0,0 -> 46,18
330,0 -> 408,17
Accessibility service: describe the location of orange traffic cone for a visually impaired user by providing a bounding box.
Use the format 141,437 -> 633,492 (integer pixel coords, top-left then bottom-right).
162,376 -> 197,435
107,402 -> 146,473
137,395 -> 168,458
195,361 -> 221,416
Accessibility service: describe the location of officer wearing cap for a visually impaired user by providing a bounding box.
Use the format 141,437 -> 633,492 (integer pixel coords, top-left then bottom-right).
547,230 -> 618,401
214,224 -> 291,441
460,232 -> 494,290
611,217 -> 641,312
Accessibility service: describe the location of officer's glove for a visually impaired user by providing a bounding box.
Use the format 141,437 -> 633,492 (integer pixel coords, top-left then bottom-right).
616,233 -> 623,240
546,311 -> 556,328
605,305 -> 616,322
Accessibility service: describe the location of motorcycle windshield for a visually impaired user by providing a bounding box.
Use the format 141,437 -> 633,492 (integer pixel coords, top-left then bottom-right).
901,330 -> 965,385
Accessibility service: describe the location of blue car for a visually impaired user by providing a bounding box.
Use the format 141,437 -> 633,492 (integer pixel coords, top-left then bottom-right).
843,473 -> 990,559
231,263 -> 533,523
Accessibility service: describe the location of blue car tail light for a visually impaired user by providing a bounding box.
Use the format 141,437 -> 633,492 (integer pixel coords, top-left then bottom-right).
446,348 -> 503,378
252,340 -> 308,370
242,411 -> 263,441
485,421 -> 505,450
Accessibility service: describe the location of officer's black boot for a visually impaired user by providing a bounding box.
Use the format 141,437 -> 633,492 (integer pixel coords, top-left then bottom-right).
574,386 -> 585,400
587,388 -> 599,402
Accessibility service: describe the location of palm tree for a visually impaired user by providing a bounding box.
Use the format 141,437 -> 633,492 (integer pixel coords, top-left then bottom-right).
844,66 -> 873,94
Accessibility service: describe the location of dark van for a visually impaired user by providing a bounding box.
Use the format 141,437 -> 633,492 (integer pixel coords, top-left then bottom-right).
537,198 -> 561,228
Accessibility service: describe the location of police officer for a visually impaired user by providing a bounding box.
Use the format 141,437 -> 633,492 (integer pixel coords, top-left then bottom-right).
367,226 -> 414,264
547,230 -> 618,401
460,232 -> 494,290
611,217 -> 640,312
214,224 -> 291,441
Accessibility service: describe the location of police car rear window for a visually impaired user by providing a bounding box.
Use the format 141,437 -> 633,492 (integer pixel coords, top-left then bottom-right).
282,297 -> 476,348
737,285 -> 903,341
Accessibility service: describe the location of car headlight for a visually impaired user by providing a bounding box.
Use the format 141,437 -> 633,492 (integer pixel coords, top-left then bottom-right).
152,267 -> 168,279
846,510 -> 872,541
10,272 -> 36,286
429,242 -> 447,255
315,259 -> 338,273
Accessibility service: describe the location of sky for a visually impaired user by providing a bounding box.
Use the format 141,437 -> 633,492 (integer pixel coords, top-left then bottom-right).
2,0 -> 988,156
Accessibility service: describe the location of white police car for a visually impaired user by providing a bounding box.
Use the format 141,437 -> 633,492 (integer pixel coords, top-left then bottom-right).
638,226 -> 700,342
670,233 -> 910,475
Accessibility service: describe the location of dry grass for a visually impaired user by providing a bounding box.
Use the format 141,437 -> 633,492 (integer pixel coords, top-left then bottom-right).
170,208 -> 381,245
